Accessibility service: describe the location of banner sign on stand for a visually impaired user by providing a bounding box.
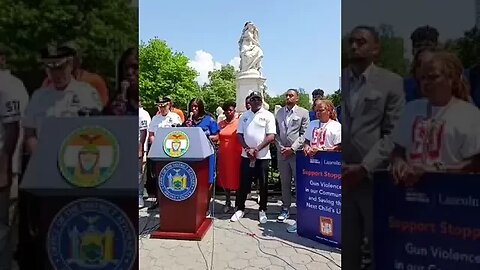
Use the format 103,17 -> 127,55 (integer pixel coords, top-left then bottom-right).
296,151 -> 341,249
374,171 -> 480,270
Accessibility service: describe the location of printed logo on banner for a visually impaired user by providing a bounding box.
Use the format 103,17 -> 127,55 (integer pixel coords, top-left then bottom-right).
47,198 -> 136,270
58,126 -> 119,187
163,131 -> 190,158
159,161 -> 197,201
320,217 -> 334,237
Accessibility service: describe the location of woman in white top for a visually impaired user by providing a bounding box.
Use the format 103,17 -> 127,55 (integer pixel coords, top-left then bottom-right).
304,98 -> 342,157
391,51 -> 480,186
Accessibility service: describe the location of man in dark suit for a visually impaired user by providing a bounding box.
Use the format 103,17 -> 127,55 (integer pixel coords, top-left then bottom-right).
341,26 -> 405,270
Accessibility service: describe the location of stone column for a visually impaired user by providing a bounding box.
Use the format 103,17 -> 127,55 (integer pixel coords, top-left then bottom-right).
236,71 -> 269,113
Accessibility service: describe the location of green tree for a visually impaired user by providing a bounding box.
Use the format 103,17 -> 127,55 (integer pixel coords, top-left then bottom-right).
201,65 -> 236,114
445,27 -> 480,69
265,87 -> 311,112
341,24 -> 409,77
377,24 -> 409,77
326,89 -> 341,107
0,0 -> 137,92
139,38 -> 199,111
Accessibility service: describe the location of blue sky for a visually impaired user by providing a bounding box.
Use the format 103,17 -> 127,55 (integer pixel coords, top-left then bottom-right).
139,0 -> 341,96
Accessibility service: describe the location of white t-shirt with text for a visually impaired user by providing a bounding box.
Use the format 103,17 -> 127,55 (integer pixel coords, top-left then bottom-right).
305,119 -> 342,149
139,107 -> 151,151
0,70 -> 29,175
393,97 -> 480,166
237,108 -> 276,159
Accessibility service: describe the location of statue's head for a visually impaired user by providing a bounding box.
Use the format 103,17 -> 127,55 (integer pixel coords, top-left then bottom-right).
243,21 -> 255,31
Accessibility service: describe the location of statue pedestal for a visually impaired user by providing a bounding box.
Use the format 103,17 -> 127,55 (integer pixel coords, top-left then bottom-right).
236,71 -> 268,113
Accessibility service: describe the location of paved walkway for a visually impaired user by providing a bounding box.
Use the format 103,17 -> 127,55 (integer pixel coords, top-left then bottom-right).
139,196 -> 341,270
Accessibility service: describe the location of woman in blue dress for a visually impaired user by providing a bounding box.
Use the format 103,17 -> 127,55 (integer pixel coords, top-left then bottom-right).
184,98 -> 220,216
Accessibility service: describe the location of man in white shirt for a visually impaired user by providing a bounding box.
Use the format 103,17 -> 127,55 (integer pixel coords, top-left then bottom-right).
148,97 -> 182,144
0,45 -> 29,270
230,91 -> 276,224
23,44 -> 103,155
138,100 -> 151,208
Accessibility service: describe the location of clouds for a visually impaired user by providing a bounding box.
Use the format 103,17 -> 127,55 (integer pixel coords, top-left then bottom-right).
188,50 -> 240,85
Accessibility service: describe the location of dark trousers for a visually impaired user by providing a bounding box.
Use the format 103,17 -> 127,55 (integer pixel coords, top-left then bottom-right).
235,157 -> 269,212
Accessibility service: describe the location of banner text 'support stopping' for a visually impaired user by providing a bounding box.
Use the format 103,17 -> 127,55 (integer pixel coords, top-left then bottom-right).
374,172 -> 480,270
296,151 -> 341,249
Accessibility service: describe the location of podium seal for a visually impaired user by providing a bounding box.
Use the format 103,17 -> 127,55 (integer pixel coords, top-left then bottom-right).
163,131 -> 189,158
58,126 -> 119,187
159,161 -> 197,201
47,198 -> 136,270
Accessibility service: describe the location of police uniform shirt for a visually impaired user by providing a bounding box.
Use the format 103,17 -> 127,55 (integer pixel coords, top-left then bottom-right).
23,79 -> 102,133
148,112 -> 182,136
237,107 -> 276,159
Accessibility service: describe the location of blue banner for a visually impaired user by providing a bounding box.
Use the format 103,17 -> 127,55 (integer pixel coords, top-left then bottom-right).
296,151 -> 342,249
374,171 -> 480,270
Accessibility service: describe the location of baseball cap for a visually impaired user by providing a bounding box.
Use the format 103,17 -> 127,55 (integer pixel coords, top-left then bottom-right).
157,97 -> 171,107
249,91 -> 262,99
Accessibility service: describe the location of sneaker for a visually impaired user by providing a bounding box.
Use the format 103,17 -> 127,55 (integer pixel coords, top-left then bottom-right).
223,203 -> 232,213
286,222 -> 297,233
259,210 -> 267,224
138,196 -> 145,208
277,208 -> 289,222
147,201 -> 158,210
230,210 -> 244,222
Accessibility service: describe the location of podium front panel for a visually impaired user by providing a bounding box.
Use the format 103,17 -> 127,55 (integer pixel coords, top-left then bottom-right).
20,116 -> 138,193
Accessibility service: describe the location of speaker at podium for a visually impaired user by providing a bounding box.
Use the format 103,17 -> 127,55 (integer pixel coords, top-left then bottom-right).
148,127 -> 214,241
18,117 -> 138,270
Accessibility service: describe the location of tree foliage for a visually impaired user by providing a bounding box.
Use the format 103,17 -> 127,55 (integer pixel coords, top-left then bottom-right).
342,24 -> 409,77
201,65 -> 236,114
139,39 -> 199,111
326,89 -> 341,107
445,27 -> 480,69
265,87 -> 311,111
0,0 -> 137,92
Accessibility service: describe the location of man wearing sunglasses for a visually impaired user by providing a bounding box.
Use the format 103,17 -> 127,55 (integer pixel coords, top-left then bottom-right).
23,43 -> 103,154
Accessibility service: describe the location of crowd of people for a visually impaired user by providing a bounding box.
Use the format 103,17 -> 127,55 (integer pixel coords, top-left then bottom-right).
138,87 -> 342,231
1,21 -> 479,270
342,25 -> 480,270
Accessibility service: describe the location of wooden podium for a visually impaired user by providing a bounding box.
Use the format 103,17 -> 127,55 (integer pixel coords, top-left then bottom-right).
148,127 -> 213,241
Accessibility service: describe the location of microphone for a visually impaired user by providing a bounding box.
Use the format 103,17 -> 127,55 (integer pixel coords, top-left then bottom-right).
185,112 -> 194,127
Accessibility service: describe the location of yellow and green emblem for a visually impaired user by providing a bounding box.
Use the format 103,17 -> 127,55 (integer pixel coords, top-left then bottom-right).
163,131 -> 190,158
58,127 -> 119,187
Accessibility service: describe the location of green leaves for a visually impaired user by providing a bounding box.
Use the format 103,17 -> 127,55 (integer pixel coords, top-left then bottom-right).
139,39 -> 199,111
0,0 -> 137,92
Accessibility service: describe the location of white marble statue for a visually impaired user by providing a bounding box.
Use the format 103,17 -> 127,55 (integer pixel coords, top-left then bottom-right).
238,22 -> 263,74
